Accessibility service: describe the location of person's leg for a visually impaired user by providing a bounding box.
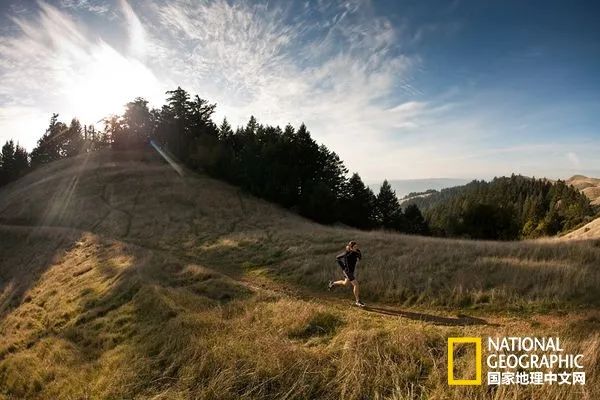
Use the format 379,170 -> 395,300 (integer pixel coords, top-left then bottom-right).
350,280 -> 360,302
330,259 -> 348,287
333,265 -> 352,287
332,278 -> 349,286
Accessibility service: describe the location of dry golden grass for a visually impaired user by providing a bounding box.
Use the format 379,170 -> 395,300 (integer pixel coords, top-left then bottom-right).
564,217 -> 600,240
567,175 -> 600,205
0,150 -> 599,399
583,188 -> 600,206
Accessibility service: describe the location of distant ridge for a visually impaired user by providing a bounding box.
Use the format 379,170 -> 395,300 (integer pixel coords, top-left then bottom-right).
566,175 -> 600,205
368,178 -> 470,199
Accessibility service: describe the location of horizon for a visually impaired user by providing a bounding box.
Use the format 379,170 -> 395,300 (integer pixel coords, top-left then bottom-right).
368,173 -> 599,185
0,0 -> 599,181
368,174 -> 598,199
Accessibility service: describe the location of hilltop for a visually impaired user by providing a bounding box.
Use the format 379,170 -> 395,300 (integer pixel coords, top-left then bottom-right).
561,175 -> 600,239
1,150 -> 600,399
567,175 -> 600,205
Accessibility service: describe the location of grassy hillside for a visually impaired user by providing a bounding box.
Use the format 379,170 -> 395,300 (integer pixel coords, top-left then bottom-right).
567,175 -> 600,206
1,150 -> 600,399
562,175 -> 600,240
564,217 -> 600,240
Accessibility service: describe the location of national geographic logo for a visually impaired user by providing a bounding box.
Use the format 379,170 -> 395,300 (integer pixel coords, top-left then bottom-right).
447,337 -> 586,386
447,337 -> 482,385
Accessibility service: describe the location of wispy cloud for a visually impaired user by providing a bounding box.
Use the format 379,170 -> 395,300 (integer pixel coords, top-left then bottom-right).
120,0 -> 147,60
59,0 -> 112,16
1,0 -> 428,176
567,152 -> 581,169
0,1 -> 164,148
0,0 -> 596,181
142,0 -> 423,178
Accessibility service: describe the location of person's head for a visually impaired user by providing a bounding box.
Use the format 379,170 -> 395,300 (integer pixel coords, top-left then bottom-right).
346,240 -> 358,251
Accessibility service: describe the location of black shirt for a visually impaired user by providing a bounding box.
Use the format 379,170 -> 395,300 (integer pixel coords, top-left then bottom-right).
336,249 -> 362,269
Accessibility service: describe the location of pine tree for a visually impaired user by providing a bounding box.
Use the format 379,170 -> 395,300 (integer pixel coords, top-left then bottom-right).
218,118 -> 233,140
165,87 -> 191,159
30,114 -> 67,167
318,145 -> 348,197
339,173 -> 377,229
63,118 -> 84,157
0,141 -> 28,187
0,140 -> 16,185
103,115 -> 125,150
376,180 -> 402,229
189,95 -> 217,137
403,203 -> 428,234
245,116 -> 258,136
121,98 -> 154,147
13,144 -> 29,178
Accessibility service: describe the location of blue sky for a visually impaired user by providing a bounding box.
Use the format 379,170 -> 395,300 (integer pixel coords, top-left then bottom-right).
0,0 -> 598,181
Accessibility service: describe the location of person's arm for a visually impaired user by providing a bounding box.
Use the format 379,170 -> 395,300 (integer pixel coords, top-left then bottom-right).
336,251 -> 347,260
355,249 -> 362,260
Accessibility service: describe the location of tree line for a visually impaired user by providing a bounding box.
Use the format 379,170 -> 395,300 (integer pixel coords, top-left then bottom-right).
0,87 -> 428,235
405,175 -> 596,239
0,114 -> 107,186
3,88 -> 594,240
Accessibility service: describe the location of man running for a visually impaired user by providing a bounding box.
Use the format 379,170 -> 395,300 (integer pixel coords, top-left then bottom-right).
328,241 -> 365,307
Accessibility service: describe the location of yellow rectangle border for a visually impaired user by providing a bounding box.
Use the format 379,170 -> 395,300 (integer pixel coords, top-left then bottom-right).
448,337 -> 482,385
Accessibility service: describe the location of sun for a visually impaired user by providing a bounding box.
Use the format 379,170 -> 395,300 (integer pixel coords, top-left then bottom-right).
64,41 -> 164,125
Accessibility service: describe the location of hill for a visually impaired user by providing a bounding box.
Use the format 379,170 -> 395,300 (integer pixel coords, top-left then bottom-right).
1,150 -> 600,399
567,175 -> 600,205
564,217 -> 600,240
404,175 -> 596,239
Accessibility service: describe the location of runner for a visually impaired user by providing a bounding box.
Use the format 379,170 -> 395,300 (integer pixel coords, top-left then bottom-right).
328,240 -> 365,307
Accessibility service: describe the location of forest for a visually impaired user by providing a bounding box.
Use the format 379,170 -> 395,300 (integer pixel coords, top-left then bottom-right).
0,87 -> 427,235
0,87 -> 594,239
405,176 -> 596,239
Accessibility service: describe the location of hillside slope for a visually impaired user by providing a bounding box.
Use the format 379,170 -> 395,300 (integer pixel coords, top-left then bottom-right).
562,175 -> 600,240
564,217 -> 600,240
1,150 -> 600,399
567,175 -> 600,205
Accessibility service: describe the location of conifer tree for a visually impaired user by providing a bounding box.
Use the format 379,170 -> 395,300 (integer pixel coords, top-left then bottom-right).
376,180 -> 403,229
63,118 -> 84,157
0,140 -> 16,186
30,114 -> 67,167
218,118 -> 233,140
121,98 -> 154,147
0,141 -> 29,186
339,173 -> 377,229
403,203 -> 428,234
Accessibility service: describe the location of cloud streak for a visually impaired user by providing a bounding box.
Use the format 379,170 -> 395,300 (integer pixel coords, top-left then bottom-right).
1,0 -> 427,177
0,0 -> 597,181
141,0 -> 426,179
0,1 -> 164,148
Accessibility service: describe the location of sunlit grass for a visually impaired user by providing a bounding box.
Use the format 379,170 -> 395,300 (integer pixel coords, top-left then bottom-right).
0,150 -> 599,399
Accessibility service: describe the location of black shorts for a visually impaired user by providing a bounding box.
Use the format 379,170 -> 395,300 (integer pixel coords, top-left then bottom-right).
337,259 -> 355,281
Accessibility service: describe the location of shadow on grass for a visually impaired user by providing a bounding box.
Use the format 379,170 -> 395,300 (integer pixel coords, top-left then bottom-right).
0,225 -> 83,318
363,305 -> 497,326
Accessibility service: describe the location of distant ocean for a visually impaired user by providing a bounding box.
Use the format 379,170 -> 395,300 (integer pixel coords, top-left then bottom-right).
368,178 -> 471,199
